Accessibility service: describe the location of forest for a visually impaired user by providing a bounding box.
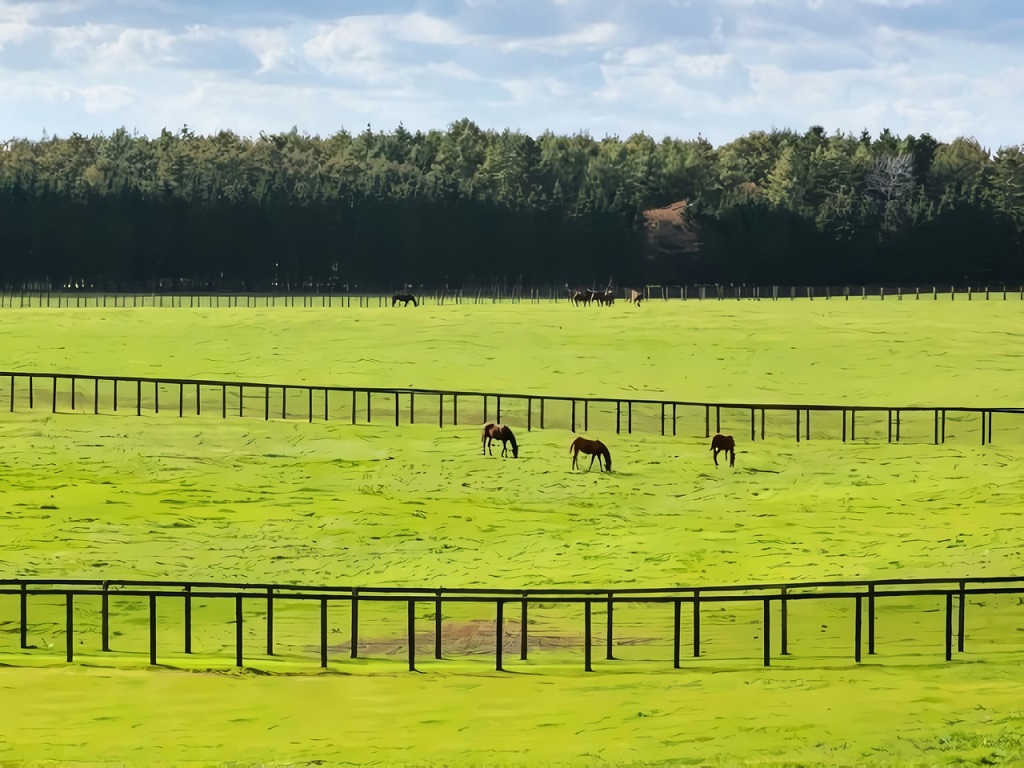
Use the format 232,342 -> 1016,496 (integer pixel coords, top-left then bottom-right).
0,120 -> 1021,289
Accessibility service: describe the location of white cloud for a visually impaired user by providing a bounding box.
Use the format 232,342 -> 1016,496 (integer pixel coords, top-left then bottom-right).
496,22 -> 619,54
0,0 -> 1021,149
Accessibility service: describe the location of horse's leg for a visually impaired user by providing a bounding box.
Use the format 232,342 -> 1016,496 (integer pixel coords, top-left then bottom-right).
730,449 -> 735,468
501,440 -> 508,457
588,454 -> 596,472
713,449 -> 719,467
572,449 -> 578,470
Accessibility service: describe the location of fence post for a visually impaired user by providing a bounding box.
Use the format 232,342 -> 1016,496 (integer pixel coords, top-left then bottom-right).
693,590 -> 701,657
867,583 -> 875,655
958,580 -> 966,653
795,410 -> 800,443
235,595 -> 243,668
394,392 -> 400,427
178,383 -> 183,418
411,392 -> 416,424
527,397 -> 532,431
673,599 -> 681,669
673,403 -> 677,436
854,595 -> 862,663
149,594 -> 157,665
266,588 -> 274,656
571,400 -> 576,433
437,590 -> 445,660
351,589 -> 359,658
945,593 -> 953,661
606,592 -> 614,660
20,583 -> 27,649
101,582 -> 110,652
322,597 -> 330,669
66,593 -> 74,663
407,599 -> 415,672
762,598 -> 771,667
184,585 -> 192,654
308,387 -> 313,424
584,600 -> 593,672
495,601 -> 504,671
496,395 -> 501,424
94,378 -> 99,415
584,400 -> 589,432
281,386 -> 287,420
52,376 -> 57,413
780,588 -> 788,655
615,401 -> 620,434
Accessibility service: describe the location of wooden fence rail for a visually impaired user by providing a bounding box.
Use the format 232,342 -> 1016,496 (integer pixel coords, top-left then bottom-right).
1,283 -> 1024,308
2,575 -> 1023,672
3,370 -> 1023,445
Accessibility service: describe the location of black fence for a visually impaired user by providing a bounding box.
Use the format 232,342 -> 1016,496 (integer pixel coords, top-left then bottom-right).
1,283 -> 1024,308
3,370 -> 1023,445
3,576 -> 1023,673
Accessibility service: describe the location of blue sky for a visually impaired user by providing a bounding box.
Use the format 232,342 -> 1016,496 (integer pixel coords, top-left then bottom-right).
1,0 -> 1021,148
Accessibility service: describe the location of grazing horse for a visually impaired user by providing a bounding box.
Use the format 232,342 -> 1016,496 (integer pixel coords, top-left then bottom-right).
482,423 -> 519,458
570,436 -> 612,472
629,289 -> 643,305
710,434 -> 736,467
571,290 -> 591,306
392,293 -> 418,307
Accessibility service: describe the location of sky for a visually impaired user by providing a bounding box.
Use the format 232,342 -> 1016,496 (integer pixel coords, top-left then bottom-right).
0,0 -> 1022,149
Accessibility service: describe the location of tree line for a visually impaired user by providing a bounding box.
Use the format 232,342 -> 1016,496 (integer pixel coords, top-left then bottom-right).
0,120 -> 1021,289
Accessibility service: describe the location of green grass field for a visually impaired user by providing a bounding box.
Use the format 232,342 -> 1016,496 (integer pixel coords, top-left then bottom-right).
1,300 -> 1023,765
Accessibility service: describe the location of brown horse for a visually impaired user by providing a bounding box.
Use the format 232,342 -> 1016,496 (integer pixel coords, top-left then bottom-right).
392,293 -> 418,307
482,423 -> 519,458
710,434 -> 736,467
571,290 -> 591,306
570,436 -> 612,472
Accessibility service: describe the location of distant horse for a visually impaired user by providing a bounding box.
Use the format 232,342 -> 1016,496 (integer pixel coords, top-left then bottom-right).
482,423 -> 519,458
710,434 -> 736,467
591,290 -> 615,306
392,293 -> 418,307
629,289 -> 643,305
571,290 -> 591,306
570,436 -> 612,472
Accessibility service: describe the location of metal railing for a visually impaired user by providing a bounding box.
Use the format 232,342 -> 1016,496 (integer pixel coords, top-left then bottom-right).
1,283 -> 1023,308
3,370 -> 1023,444
3,575 -> 1023,672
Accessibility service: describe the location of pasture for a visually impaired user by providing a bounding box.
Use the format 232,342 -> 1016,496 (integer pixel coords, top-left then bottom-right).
1,299 -> 1023,765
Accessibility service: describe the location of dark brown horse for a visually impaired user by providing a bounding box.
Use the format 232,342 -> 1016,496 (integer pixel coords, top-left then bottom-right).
710,434 -> 736,467
392,293 -> 418,307
570,436 -> 612,472
570,290 -> 591,306
482,423 -> 519,458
